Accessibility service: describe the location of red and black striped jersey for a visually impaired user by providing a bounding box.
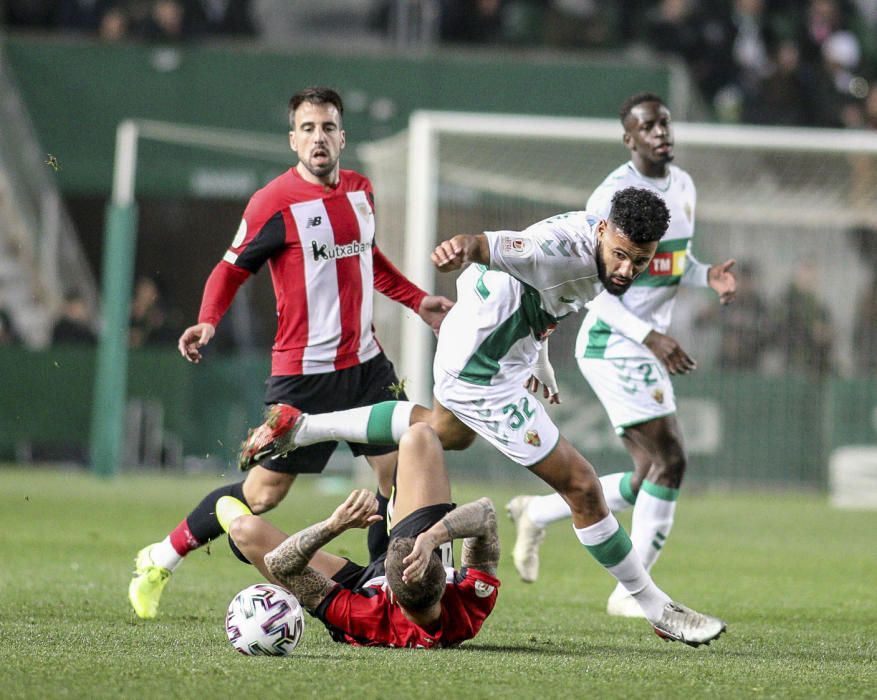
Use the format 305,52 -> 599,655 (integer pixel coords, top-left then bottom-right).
198,167 -> 425,375
317,567 -> 500,648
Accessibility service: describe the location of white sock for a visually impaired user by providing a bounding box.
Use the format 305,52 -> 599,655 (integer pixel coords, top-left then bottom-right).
296,401 -> 416,446
600,471 -> 637,512
150,537 -> 183,571
574,514 -> 670,623
525,471 -> 638,528
631,481 -> 677,571
526,492 -> 570,528
611,480 -> 678,599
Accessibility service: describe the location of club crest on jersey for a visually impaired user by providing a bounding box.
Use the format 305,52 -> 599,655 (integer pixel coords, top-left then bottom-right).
524,430 -> 541,447
502,236 -> 531,257
355,201 -> 373,220
652,389 -> 664,404
474,580 -> 496,598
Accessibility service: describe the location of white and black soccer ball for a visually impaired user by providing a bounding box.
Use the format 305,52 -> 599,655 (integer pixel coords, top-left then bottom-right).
225,583 -> 305,656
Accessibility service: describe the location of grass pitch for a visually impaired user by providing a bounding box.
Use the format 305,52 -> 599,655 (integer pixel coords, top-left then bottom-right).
0,466 -> 874,699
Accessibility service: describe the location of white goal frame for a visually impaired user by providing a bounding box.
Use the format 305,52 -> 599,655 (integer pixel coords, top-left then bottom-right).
401,110 -> 877,402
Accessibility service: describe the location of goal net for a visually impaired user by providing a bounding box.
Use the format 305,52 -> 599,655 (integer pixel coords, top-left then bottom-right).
360,112 -> 877,487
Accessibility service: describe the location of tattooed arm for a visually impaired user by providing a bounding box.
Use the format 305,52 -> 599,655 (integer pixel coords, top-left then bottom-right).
401,497 -> 500,583
264,489 -> 381,612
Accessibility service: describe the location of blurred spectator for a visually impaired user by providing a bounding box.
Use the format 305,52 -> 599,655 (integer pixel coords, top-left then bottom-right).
696,260 -> 772,371
187,0 -> 255,37
137,0 -> 187,41
729,0 -> 775,94
439,0 -> 505,44
543,0 -> 619,49
129,275 -> 176,347
99,4 -> 130,41
52,293 -> 98,345
644,0 -> 704,66
773,262 -> 834,376
744,38 -> 818,125
798,0 -> 846,63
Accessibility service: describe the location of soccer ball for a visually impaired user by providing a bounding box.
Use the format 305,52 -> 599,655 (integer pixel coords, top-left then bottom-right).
225,583 -> 305,655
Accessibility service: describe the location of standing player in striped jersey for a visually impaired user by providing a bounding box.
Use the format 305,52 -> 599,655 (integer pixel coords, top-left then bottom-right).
507,93 -> 737,617
128,86 -> 454,620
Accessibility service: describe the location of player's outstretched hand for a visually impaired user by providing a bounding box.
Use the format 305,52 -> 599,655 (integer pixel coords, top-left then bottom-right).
527,343 -> 561,404
525,376 -> 561,404
709,258 -> 737,305
644,330 -> 697,375
418,295 -> 455,334
431,235 -> 468,271
178,322 -> 216,363
401,531 -> 438,584
328,489 -> 382,533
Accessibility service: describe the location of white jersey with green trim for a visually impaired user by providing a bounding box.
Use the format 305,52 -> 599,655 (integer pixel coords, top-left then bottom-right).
576,161 -> 704,360
487,210 -> 603,318
435,212 -> 603,388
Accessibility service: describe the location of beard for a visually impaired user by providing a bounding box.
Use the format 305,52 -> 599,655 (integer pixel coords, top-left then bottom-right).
302,152 -> 338,179
595,242 -> 633,296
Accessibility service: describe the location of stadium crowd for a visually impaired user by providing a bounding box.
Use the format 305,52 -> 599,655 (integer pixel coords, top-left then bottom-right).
4,0 -> 877,129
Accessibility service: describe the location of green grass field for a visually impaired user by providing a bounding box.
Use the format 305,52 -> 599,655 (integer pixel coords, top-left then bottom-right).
1,467 -> 875,699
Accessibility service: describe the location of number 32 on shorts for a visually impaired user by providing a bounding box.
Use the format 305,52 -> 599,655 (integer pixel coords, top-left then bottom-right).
502,396 -> 535,430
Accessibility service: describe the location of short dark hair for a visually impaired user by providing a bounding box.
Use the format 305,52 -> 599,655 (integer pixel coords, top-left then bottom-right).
384,538 -> 446,612
288,87 -> 344,128
619,92 -> 666,125
608,187 -> 670,244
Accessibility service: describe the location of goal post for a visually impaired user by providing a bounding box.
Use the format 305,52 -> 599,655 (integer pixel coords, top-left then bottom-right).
90,119 -> 294,477
361,110 -> 877,485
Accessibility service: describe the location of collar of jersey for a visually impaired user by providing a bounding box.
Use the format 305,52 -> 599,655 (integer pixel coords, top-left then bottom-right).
627,161 -> 672,192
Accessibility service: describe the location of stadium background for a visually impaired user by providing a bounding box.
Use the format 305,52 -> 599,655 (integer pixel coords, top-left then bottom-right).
1,2 -> 876,496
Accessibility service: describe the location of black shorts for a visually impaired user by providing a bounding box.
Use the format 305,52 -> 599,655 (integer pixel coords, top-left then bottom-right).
261,353 -> 408,474
330,503 -> 455,592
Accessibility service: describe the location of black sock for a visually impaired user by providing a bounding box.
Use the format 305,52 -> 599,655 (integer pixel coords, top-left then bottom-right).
185,481 -> 249,545
367,490 -> 390,562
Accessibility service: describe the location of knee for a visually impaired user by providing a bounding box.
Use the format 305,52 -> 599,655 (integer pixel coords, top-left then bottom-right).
429,419 -> 476,451
652,444 -> 687,488
563,474 -> 604,514
228,514 -> 260,550
399,421 -> 439,450
244,486 -> 286,514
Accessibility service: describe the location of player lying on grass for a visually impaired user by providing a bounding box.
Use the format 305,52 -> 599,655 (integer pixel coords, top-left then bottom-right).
237,187 -> 726,648
217,423 -> 500,648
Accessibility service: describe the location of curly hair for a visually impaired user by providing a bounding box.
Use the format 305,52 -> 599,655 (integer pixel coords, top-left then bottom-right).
384,538 -> 446,612
619,92 -> 665,125
608,187 -> 670,244
288,86 -> 344,128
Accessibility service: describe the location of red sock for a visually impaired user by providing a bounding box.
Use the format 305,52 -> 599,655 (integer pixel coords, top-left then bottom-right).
169,519 -> 202,556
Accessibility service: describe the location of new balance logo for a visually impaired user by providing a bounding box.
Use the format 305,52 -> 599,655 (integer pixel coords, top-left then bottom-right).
311,239 -> 372,262
306,216 -> 322,228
